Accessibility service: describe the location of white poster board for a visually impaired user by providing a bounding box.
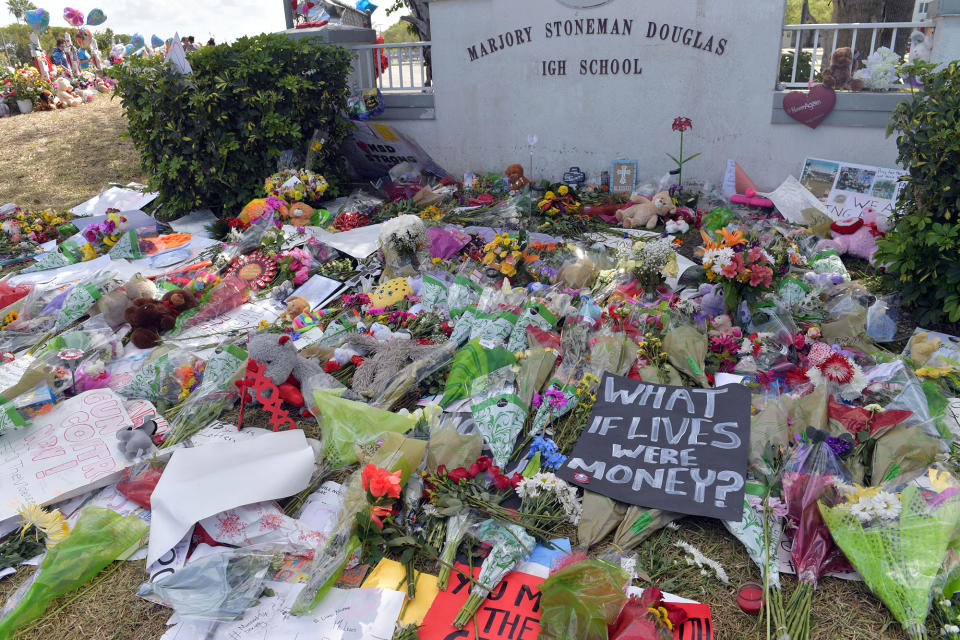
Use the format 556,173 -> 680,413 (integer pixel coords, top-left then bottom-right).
799,156 -> 907,221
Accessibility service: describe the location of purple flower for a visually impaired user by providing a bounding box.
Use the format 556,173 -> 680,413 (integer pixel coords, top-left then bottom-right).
825,436 -> 852,457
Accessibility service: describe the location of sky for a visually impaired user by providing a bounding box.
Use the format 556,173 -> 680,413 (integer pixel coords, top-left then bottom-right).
4,1 -> 407,43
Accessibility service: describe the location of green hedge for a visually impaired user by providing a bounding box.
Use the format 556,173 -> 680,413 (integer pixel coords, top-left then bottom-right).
110,33 -> 352,216
876,60 -> 960,323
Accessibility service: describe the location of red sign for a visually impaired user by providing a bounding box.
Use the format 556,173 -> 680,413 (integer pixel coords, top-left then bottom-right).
783,84 -> 837,129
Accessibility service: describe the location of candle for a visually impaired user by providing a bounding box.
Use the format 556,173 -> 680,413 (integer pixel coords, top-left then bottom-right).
737,582 -> 763,615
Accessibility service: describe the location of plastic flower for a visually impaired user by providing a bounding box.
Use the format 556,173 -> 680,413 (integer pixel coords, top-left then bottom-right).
18,504 -> 70,548
361,464 -> 402,499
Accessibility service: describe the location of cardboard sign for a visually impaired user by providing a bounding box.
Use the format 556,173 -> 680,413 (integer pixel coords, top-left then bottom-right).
799,156 -> 907,221
0,389 -> 135,522
419,565 -> 543,640
558,373 -> 750,521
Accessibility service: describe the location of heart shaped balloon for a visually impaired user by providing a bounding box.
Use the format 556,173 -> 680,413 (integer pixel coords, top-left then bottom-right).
131,33 -> 145,50
63,7 -> 85,27
124,43 -> 136,56
25,8 -> 50,35
76,27 -> 93,48
86,8 -> 106,25
151,35 -> 163,49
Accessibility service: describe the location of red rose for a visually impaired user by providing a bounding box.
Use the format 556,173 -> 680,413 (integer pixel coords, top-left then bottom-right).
448,467 -> 470,483
351,355 -> 364,366
475,456 -> 492,472
467,462 -> 482,478
510,473 -> 523,488
436,465 -> 447,476
323,360 -> 341,373
492,474 -> 512,490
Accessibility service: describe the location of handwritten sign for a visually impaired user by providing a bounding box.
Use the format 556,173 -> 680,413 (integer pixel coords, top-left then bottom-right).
558,373 -> 750,521
419,565 -> 543,640
799,156 -> 907,221
0,389 -> 135,522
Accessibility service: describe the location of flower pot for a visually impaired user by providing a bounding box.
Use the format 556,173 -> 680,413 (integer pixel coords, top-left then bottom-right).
16,99 -> 32,114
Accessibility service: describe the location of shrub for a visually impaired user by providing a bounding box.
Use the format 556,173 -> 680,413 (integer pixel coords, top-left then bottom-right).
875,60 -> 960,323
110,33 -> 353,217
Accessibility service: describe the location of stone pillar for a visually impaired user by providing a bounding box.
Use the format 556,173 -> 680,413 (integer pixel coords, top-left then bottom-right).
931,0 -> 960,64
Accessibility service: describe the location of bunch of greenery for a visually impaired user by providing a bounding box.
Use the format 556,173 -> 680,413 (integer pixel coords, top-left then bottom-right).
110,33 -> 352,217
876,60 -> 960,323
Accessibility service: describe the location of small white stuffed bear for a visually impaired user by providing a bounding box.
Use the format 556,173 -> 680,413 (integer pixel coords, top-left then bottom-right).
55,77 -> 82,107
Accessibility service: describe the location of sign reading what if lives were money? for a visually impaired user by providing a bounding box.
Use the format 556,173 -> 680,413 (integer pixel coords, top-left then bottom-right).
558,373 -> 750,521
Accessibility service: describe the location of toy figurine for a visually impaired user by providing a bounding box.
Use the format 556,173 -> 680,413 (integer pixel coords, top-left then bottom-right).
505,164 -> 531,191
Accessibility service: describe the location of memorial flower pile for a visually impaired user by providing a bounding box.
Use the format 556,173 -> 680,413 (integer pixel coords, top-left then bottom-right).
2,150 -> 960,640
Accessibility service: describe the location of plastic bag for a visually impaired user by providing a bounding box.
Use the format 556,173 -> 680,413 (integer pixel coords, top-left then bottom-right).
439,339 -> 517,408
866,294 -> 898,343
0,279 -> 31,310
538,555 -> 629,640
174,274 -> 247,332
0,506 -> 148,638
116,464 -> 165,509
820,467 -> 960,638
310,388 -> 418,466
137,545 -> 280,621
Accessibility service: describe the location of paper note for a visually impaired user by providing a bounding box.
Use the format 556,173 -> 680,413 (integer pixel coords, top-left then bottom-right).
721,159 -> 737,196
169,209 -> 217,236
69,188 -> 159,217
0,390 -> 136,523
146,429 -> 315,565
172,300 -> 282,348
0,355 -> 35,396
362,558 -> 440,625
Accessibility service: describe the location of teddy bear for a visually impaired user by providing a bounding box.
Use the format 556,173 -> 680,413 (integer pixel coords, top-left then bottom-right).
281,296 -> 311,323
97,273 -> 158,327
241,333 -> 324,408
124,298 -> 177,349
37,89 -> 57,111
161,288 -> 199,315
55,77 -> 82,107
821,47 -> 864,91
698,283 -> 726,317
616,191 -> 676,229
286,202 -> 315,227
813,206 -> 891,265
907,331 -> 942,367
505,164 -> 531,191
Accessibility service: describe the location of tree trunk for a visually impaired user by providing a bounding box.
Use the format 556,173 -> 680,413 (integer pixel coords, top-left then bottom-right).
830,0 -> 915,64
399,0 -> 431,86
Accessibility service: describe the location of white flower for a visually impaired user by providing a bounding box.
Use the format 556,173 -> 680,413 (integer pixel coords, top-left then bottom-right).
674,541 -> 730,585
703,247 -> 734,273
870,491 -> 901,520
849,499 -> 873,523
944,624 -> 960,634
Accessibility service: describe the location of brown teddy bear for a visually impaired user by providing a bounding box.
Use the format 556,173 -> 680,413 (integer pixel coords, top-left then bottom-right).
821,47 -> 864,91
615,191 -> 676,229
37,89 -> 57,111
161,289 -> 199,315
124,298 -> 177,349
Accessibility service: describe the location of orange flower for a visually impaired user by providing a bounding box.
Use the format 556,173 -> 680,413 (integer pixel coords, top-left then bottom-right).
361,464 -> 402,499
718,227 -> 745,246
369,505 -> 392,529
696,229 -> 722,256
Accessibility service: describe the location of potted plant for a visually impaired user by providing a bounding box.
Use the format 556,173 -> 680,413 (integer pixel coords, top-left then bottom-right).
7,65 -> 48,114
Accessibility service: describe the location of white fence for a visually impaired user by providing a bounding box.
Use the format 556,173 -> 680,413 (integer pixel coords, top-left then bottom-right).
346,41 -> 431,93
779,21 -> 932,87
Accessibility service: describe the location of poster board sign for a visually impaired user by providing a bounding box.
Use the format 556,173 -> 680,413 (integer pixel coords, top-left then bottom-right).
799,156 -> 907,221
0,389 -> 135,522
341,122 -> 449,179
558,373 -> 750,521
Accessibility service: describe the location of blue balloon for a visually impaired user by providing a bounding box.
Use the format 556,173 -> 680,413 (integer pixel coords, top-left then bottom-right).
124,43 -> 135,56
131,33 -> 145,49
151,35 -> 163,49
86,8 -> 106,25
24,8 -> 50,35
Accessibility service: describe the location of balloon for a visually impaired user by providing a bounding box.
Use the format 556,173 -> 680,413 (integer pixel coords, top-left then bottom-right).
124,43 -> 135,57
63,7 -> 84,27
131,34 -> 145,49
110,44 -> 125,59
151,35 -> 163,49
86,8 -> 106,25
76,27 -> 93,48
24,9 -> 50,35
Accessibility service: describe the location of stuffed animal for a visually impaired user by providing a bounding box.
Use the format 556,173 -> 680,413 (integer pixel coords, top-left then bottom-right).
821,47 -> 864,91
244,333 -> 323,408
37,89 -> 56,111
97,273 -> 158,327
286,202 -> 315,227
813,206 -> 890,265
281,296 -> 311,323
907,331 -> 942,367
55,77 -> 82,106
342,332 -> 447,400
665,218 -> 690,234
505,164 -> 531,191
616,191 -> 676,229
698,283 -> 726,317
160,288 -> 199,315
116,418 -> 158,459
124,298 -> 177,349
80,88 -> 95,103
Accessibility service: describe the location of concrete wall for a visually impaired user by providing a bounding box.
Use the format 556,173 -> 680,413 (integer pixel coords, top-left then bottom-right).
388,0 -> 901,191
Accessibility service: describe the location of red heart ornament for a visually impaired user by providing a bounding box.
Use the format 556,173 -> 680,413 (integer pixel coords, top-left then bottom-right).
783,84 -> 836,129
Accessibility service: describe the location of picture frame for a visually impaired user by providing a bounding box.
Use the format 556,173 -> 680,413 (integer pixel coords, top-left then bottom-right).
611,159 -> 637,194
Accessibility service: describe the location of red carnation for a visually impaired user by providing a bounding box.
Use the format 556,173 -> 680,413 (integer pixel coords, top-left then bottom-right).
351,355 -> 364,366
323,360 -> 341,373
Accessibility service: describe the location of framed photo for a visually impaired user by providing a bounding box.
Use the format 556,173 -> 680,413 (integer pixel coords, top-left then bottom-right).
611,160 -> 637,194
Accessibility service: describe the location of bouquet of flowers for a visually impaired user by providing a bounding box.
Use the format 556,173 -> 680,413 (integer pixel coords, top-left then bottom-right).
781,441 -> 852,640
537,185 -> 582,217
277,247 -> 311,285
80,212 -> 130,260
515,472 -> 582,537
623,237 -> 678,294
453,518 -> 535,628
264,169 -> 329,204
6,64 -> 51,106
820,468 -> 960,639
699,227 -> 775,311
481,232 -> 539,280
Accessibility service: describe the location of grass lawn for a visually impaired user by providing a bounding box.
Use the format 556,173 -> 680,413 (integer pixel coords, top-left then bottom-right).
0,95 -> 145,211
0,93 -> 932,640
